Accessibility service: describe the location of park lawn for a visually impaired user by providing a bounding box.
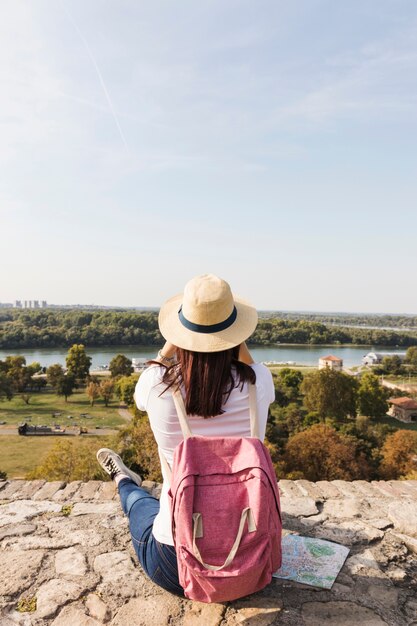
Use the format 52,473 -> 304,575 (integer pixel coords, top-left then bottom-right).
0,435 -> 111,479
0,389 -> 127,429
370,415 -> 417,431
269,365 -> 316,374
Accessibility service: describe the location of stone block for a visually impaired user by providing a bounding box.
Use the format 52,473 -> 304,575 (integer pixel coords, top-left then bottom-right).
352,480 -> 378,498
226,597 -> 283,625
294,480 -> 323,500
0,480 -> 25,500
371,481 -> 402,498
111,596 -> 181,626
85,593 -> 111,622
330,480 -> 360,498
0,549 -> 45,596
278,479 -> 304,498
98,481 -> 117,500
13,480 -> 46,499
0,522 -> 36,541
344,549 -> 387,580
390,532 -> 417,554
55,547 -> 87,577
312,520 -> 384,545
94,551 -> 135,581
388,500 -> 417,537
52,606 -> 102,626
280,496 -> 319,518
35,578 -> 85,619
71,502 -> 119,516
141,480 -> 156,492
76,481 -> 103,500
32,481 -> 66,501
52,481 -> 82,502
315,481 -> 342,498
301,601 -> 388,625
322,498 -> 362,519
0,499 -> 62,527
183,601 -> 225,626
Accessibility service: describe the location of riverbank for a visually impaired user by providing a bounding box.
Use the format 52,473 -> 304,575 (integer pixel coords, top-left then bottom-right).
0,344 -> 407,369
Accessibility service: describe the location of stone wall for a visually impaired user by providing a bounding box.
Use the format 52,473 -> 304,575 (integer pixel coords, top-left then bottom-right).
1,478 -> 416,626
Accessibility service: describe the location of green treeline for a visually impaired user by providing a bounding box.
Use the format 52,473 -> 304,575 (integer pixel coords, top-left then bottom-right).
1,309 -> 417,349
259,311 -> 417,329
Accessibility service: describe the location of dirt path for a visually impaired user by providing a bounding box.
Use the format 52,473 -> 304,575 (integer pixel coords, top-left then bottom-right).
117,408 -> 133,422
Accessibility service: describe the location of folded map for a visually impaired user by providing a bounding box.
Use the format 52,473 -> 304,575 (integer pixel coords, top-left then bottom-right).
272,534 -> 350,589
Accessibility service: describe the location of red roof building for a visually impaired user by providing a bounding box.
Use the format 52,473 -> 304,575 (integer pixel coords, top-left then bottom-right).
388,397 -> 417,423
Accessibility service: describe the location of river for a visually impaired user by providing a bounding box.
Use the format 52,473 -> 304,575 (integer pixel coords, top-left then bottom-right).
0,345 -> 407,368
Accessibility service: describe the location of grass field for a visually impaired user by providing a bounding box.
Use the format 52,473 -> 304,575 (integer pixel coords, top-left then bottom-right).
370,415 -> 417,431
0,389 -> 127,429
0,435 -> 112,479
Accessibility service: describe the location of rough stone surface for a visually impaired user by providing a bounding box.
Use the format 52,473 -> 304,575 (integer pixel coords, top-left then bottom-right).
111,596 -> 181,625
0,479 -> 416,626
0,499 -> 62,526
55,547 -> 87,577
280,496 -> 319,517
51,605 -> 102,625
301,601 -> 388,625
182,601 -> 226,626
35,578 -> 85,619
85,593 -> 111,623
387,500 -> 417,537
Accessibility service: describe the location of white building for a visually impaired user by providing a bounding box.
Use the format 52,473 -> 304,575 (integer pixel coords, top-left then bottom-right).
318,355 -> 343,371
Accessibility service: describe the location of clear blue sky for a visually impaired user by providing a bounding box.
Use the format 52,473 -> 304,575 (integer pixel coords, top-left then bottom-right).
1,1 -> 416,313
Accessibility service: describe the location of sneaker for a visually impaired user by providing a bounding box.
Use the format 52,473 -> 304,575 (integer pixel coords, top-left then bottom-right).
96,448 -> 142,486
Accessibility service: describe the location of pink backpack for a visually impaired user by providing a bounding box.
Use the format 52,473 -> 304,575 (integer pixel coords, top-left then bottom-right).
163,384 -> 282,603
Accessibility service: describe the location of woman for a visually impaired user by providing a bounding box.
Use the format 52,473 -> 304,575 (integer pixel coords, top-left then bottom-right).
96,274 -> 276,597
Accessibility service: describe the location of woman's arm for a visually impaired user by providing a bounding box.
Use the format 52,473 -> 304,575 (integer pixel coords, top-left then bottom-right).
238,342 -> 254,365
154,341 -> 177,366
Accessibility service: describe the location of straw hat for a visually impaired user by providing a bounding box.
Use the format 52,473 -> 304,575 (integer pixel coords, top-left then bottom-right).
158,274 -> 258,352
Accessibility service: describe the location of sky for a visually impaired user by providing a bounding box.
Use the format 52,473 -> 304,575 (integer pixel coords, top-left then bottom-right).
1,1 -> 416,313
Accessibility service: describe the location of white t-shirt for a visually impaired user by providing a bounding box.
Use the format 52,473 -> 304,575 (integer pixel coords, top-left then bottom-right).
134,362 -> 275,546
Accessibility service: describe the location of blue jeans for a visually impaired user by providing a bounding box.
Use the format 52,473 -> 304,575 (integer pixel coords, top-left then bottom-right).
118,478 -> 184,597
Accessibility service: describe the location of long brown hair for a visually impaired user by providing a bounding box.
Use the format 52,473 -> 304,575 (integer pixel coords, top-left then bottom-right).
161,345 -> 256,418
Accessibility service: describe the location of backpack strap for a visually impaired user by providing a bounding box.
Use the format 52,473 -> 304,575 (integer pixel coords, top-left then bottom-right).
248,383 -> 260,439
160,382 -> 260,484
172,388 -> 192,439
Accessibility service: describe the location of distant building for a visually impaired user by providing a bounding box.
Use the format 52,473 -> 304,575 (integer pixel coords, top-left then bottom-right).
132,357 -> 148,372
388,397 -> 417,423
318,355 -> 343,371
362,352 -> 383,366
14,300 -> 22,308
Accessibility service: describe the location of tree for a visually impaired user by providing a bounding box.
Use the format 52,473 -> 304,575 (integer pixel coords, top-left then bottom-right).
109,354 -> 133,378
86,381 -> 100,406
4,355 -> 32,392
115,374 -> 139,406
66,344 -> 91,382
357,372 -> 389,418
55,374 -> 75,402
0,369 -> 13,401
378,355 -> 404,375
47,364 -> 65,389
379,430 -> 417,479
100,379 -> 114,407
283,423 -> 371,480
27,439 -> 112,481
273,368 -> 303,406
404,347 -> 417,373
301,369 -> 358,420
117,415 -> 162,481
